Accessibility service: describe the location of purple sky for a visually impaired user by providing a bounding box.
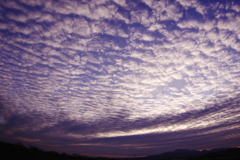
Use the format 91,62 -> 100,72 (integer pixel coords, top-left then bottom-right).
0,0 -> 240,158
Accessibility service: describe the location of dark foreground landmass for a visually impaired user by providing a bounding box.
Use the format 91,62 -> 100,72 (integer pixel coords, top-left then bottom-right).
0,141 -> 240,160
124,148 -> 240,160
0,141 -> 112,160
132,148 -> 240,160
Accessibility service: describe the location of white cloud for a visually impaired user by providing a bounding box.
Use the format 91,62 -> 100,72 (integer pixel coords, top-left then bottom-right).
36,13 -> 53,22
19,0 -> 43,6
6,12 -> 28,22
1,1 -> 24,10
0,116 -> 6,124
113,0 -> 126,6
0,0 -> 240,146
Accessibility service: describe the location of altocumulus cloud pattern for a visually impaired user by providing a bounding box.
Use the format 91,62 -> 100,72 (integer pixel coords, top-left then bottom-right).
0,0 -> 240,157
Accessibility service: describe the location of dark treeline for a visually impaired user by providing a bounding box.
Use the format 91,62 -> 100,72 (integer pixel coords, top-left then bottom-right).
0,141 -> 115,160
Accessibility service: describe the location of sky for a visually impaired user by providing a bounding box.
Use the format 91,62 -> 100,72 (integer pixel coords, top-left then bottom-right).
0,0 -> 240,158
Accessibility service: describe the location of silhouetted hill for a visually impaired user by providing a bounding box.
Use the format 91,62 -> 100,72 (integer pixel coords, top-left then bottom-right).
0,141 -> 114,160
201,148 -> 240,160
1,141 -> 240,160
135,148 -> 240,160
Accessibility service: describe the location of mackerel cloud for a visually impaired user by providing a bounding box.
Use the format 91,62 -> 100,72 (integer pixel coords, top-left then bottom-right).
0,0 -> 240,157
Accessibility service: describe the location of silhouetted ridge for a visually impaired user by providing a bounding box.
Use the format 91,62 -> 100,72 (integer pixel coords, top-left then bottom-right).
144,149 -> 205,160
1,141 -> 240,160
132,148 -> 240,160
0,141 -> 115,160
202,148 -> 240,159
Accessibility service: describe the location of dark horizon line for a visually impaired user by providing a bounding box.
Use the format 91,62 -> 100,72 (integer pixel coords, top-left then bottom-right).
0,140 -> 239,159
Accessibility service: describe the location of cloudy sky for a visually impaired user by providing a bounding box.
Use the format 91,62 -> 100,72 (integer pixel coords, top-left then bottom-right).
0,0 -> 240,158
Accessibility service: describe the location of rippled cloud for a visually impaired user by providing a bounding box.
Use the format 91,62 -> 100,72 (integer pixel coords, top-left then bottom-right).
0,0 -> 240,157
